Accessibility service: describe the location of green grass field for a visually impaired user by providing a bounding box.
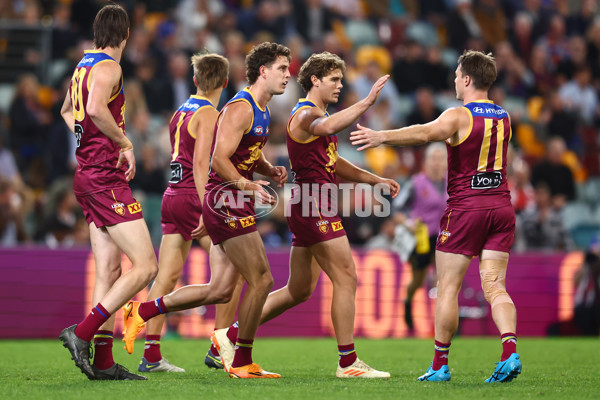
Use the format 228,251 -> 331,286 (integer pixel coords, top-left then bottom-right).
1,337 -> 598,400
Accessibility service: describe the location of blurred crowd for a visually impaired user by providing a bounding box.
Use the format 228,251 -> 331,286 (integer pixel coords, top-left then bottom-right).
1,0 -> 600,253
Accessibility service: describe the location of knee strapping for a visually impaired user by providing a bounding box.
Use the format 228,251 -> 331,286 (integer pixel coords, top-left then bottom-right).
480,267 -> 514,308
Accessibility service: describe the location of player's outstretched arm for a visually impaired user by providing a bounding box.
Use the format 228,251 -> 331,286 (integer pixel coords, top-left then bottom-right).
60,91 -> 75,135
307,75 -> 390,137
350,107 -> 463,151
335,156 -> 400,198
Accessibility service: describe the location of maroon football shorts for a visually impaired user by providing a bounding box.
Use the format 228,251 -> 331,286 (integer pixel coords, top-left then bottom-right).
77,187 -> 144,228
161,190 -> 201,241
286,184 -> 346,247
436,204 -> 515,256
202,187 -> 258,245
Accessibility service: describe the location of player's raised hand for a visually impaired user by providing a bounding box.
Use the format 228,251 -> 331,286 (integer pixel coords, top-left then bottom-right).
116,148 -> 136,181
380,178 -> 400,198
269,166 -> 288,187
350,123 -> 385,151
365,75 -> 389,106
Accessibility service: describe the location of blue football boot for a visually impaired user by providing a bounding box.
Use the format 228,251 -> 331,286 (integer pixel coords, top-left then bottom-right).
485,353 -> 522,382
417,365 -> 451,381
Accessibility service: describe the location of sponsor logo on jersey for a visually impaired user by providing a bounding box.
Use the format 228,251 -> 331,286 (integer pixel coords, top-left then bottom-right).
112,202 -> 125,216
439,230 -> 451,244
128,201 -> 142,214
473,107 -> 484,113
471,171 -> 502,190
225,217 -> 238,230
332,221 -> 343,232
240,216 -> 255,228
182,102 -> 200,111
255,126 -> 263,135
317,219 -> 330,234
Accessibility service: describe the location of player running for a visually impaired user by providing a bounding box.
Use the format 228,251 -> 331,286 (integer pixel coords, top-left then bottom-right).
122,42 -> 291,379
136,53 -> 243,373
350,50 -> 521,383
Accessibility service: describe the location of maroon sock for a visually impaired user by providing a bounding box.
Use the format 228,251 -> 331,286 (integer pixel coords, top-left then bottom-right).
143,334 -> 162,363
138,297 -> 168,321
226,322 -> 239,344
231,338 -> 253,368
500,333 -> 517,361
92,330 -> 114,370
432,340 -> 451,370
338,343 -> 357,368
74,303 -> 110,342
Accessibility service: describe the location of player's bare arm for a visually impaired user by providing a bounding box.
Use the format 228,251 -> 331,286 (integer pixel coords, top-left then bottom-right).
60,91 -> 75,135
211,101 -> 272,204
335,156 -> 400,198
192,107 -> 219,206
255,152 -> 288,188
350,107 -> 466,151
300,75 -> 390,140
211,101 -> 251,184
87,61 -> 135,181
191,106 -> 218,239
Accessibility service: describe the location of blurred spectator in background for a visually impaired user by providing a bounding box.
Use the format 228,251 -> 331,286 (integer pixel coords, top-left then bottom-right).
354,46 -> 401,125
446,0 -> 482,52
535,13 -> 569,68
474,0 -> 507,48
392,40 -> 426,94
556,36 -> 588,84
509,11 -> 535,62
558,66 -> 598,125
129,144 -> 167,196
573,235 -> 600,335
8,74 -> 52,184
292,0 -> 336,47
508,155 -> 535,215
0,178 -> 27,245
41,184 -> 80,248
515,182 -> 572,252
531,136 -> 576,209
537,91 -> 580,152
365,218 -> 396,250
392,142 -> 447,330
406,87 -> 442,126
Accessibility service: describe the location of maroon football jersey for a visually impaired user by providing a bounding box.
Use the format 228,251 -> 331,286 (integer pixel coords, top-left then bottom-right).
287,99 -> 337,184
446,100 -> 512,210
70,50 -> 127,195
207,88 -> 270,188
167,95 -> 215,190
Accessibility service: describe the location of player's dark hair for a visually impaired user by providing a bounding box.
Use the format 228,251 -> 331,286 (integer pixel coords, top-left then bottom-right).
245,42 -> 291,85
457,50 -> 497,90
297,52 -> 346,93
93,3 -> 129,49
191,53 -> 229,92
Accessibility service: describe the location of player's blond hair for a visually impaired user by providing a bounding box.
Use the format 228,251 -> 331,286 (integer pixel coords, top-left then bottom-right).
297,52 -> 346,93
191,53 -> 229,93
457,50 -> 497,90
